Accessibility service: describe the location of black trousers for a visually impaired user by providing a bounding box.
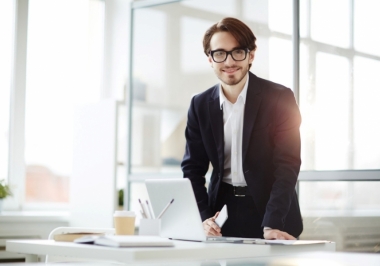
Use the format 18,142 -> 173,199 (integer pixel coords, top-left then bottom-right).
214,182 -> 264,238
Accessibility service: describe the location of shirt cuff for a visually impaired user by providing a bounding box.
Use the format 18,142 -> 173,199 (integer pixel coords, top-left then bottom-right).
263,227 -> 272,231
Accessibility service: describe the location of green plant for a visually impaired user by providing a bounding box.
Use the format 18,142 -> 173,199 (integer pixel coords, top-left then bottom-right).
0,179 -> 12,199
118,189 -> 124,207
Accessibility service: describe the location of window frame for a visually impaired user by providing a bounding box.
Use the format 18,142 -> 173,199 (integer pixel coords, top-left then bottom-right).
7,0 -> 29,210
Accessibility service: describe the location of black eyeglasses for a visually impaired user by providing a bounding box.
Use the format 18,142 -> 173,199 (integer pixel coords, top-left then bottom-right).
209,48 -> 249,63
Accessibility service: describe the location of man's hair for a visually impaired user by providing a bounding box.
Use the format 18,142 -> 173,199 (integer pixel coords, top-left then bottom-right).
203,17 -> 257,56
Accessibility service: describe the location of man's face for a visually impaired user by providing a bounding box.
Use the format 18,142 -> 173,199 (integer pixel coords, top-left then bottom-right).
208,31 -> 255,87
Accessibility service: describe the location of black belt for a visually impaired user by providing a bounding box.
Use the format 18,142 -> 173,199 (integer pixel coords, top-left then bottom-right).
220,182 -> 250,197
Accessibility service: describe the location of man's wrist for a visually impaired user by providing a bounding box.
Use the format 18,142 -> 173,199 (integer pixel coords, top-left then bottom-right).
263,227 -> 272,232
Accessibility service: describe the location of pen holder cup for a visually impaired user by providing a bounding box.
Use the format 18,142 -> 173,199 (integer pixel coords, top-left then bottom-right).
139,219 -> 161,236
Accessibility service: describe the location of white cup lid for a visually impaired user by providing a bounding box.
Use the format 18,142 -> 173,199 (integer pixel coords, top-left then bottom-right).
114,210 -> 135,217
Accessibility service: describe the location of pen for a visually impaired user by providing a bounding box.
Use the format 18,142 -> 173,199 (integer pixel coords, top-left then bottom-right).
157,199 -> 174,219
143,202 -> 151,219
138,199 -> 148,218
146,200 -> 155,219
140,209 -> 147,219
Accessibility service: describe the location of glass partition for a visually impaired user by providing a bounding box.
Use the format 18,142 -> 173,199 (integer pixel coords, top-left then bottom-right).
130,0 -> 293,175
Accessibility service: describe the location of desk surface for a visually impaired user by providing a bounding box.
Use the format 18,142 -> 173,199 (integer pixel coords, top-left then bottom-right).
6,239 -> 335,263
2,251 -> 380,266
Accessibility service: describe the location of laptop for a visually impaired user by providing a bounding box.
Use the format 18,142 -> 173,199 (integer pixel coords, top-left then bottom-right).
145,178 -> 259,243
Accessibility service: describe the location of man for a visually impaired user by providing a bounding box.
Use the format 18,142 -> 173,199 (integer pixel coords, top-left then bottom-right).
181,17 -> 303,240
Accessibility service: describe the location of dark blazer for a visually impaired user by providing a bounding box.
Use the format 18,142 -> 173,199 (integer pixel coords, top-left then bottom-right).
181,72 -> 303,237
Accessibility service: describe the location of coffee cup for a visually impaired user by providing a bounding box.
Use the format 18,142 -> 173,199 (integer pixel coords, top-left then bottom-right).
113,210 -> 136,235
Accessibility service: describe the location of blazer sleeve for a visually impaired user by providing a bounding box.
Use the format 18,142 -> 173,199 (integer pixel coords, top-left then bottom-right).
181,96 -> 214,220
262,88 -> 302,230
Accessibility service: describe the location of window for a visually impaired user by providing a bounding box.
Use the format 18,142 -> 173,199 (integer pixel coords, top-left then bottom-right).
6,0 -> 105,209
300,0 -> 380,171
300,181 -> 380,213
298,0 -> 380,252
353,57 -> 380,168
23,0 -> 104,205
310,0 -> 350,48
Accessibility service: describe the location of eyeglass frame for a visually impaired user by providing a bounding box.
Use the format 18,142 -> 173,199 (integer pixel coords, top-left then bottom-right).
209,48 -> 250,63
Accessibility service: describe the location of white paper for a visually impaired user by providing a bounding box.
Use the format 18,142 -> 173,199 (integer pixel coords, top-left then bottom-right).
215,205 -> 228,227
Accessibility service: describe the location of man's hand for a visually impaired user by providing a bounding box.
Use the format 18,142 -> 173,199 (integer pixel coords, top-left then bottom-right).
263,229 -> 296,240
203,212 -> 222,236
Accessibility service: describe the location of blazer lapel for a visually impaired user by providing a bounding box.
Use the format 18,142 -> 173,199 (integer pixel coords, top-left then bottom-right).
209,86 -> 224,176
243,73 -> 262,160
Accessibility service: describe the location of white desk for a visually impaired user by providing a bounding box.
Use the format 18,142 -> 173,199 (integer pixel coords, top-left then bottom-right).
2,251 -> 380,266
6,239 -> 335,263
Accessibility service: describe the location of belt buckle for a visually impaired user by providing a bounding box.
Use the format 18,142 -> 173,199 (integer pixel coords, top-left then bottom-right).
233,186 -> 246,197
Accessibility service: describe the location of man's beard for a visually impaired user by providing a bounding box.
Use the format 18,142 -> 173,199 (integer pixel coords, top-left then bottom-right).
216,65 -> 249,86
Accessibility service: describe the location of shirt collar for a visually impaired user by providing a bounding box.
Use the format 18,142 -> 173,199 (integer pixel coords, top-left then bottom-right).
219,74 -> 249,109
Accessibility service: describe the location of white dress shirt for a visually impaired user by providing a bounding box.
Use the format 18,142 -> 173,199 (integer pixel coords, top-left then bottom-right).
219,75 -> 249,186
219,75 -> 272,231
